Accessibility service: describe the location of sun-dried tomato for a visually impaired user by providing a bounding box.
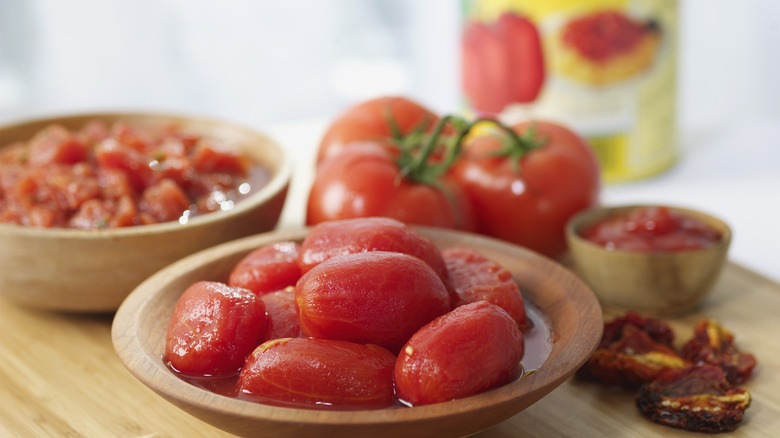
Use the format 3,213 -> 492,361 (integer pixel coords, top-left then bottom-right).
582,324 -> 689,387
636,365 -> 751,433
599,311 -> 675,349
681,319 -> 758,385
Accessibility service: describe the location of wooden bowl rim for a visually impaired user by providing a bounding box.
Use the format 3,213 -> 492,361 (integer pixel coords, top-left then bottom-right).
0,111 -> 293,240
565,204 -> 732,257
112,226 -> 603,428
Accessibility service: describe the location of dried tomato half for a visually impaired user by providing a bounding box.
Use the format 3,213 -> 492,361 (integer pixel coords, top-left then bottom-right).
582,324 -> 689,387
637,365 -> 751,433
681,319 -> 758,385
599,311 -> 675,349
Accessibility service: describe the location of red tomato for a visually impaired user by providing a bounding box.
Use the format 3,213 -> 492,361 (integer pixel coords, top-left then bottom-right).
450,121 -> 600,258
317,96 -> 440,165
296,251 -> 451,352
442,247 -> 527,330
306,142 -> 476,231
164,281 -> 266,377
395,301 -> 524,405
238,338 -> 396,409
297,217 -> 449,283
259,286 -> 301,341
462,12 -> 545,114
228,242 -> 302,296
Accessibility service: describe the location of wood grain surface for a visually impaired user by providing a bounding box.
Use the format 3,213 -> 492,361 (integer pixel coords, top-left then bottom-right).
1,261 -> 777,437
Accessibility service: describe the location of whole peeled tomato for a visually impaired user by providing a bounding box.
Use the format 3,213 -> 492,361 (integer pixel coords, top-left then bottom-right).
295,251 -> 451,353
451,121 -> 600,258
164,281 -> 266,377
228,242 -> 301,296
307,141 -> 476,232
297,216 -> 449,283
258,286 -> 301,342
442,246 -> 527,330
395,300 -> 524,406
317,96 -> 440,165
238,338 -> 396,409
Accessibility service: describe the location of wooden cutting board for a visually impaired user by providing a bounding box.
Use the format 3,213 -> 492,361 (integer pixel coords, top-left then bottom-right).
0,261 -> 777,437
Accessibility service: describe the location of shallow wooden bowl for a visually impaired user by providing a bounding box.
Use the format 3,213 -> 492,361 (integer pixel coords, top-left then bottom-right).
112,227 -> 603,438
566,205 -> 732,315
0,112 -> 291,312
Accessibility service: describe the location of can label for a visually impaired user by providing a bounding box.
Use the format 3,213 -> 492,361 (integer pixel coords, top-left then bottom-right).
462,0 -> 678,182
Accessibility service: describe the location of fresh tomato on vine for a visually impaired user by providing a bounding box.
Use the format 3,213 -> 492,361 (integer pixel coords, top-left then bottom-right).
307,116 -> 476,231
450,121 -> 600,258
316,96 -> 441,166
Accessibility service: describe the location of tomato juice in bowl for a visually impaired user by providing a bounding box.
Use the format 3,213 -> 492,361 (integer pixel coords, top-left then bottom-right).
0,112 -> 291,312
566,205 -> 731,315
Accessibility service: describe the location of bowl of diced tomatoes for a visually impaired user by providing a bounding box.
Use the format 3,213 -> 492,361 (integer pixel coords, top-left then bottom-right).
0,112 -> 291,312
112,217 -> 603,438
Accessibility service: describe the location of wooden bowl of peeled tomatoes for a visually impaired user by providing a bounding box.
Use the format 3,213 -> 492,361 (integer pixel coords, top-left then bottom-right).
112,217 -> 603,438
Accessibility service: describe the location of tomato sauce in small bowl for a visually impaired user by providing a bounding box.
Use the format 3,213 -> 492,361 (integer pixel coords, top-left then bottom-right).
566,205 -> 731,315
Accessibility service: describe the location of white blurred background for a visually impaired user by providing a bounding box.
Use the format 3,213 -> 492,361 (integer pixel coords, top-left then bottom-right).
1,0 -> 778,280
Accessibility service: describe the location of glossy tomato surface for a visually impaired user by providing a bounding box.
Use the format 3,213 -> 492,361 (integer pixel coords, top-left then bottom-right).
451,121 -> 600,258
228,242 -> 301,296
395,301 -> 524,406
238,338 -> 397,409
307,142 -> 476,231
316,96 -> 439,165
296,251 -> 451,352
581,206 -> 723,252
164,281 -> 266,377
259,286 -> 301,342
442,247 -> 527,330
297,217 -> 449,282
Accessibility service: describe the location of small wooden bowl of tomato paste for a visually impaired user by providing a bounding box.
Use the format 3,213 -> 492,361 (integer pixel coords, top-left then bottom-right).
566,205 -> 731,315
0,112 -> 291,312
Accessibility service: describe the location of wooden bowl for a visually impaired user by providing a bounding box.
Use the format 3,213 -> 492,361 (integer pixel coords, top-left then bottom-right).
0,112 -> 291,312
112,227 -> 603,438
565,205 -> 732,315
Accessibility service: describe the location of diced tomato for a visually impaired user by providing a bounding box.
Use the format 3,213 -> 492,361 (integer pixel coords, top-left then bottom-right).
28,125 -> 89,166
140,179 -> 191,223
192,139 -> 248,174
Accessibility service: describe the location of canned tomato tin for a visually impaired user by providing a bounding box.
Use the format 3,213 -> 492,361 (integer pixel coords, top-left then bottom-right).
461,0 -> 678,182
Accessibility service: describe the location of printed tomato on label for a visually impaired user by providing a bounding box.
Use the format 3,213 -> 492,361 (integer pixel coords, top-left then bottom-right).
462,12 -> 545,114
307,115 -> 476,231
450,120 -> 600,258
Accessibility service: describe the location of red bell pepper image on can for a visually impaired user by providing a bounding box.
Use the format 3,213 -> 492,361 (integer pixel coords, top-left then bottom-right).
462,12 -> 545,114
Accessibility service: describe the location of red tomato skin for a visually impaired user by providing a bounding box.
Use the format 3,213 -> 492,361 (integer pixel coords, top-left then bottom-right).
307,143 -> 476,232
296,251 -> 451,353
164,281 -> 266,377
228,242 -> 302,296
238,338 -> 396,409
395,301 -> 524,406
317,96 -> 439,165
297,217 -> 449,283
451,121 -> 600,258
442,247 -> 527,330
259,286 -> 301,341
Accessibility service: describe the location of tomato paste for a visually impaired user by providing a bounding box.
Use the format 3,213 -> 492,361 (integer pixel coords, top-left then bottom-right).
580,206 -> 722,252
0,120 -> 268,228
